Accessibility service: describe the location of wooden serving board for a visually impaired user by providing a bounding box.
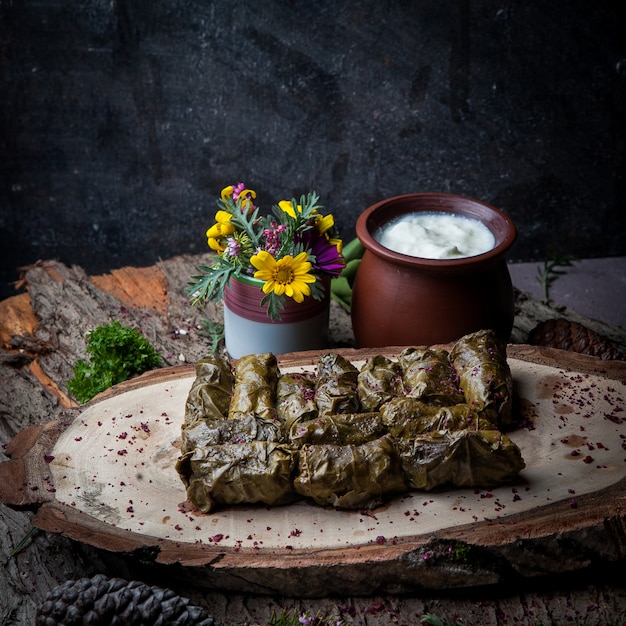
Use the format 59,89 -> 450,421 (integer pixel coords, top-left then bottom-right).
1,345 -> 625,597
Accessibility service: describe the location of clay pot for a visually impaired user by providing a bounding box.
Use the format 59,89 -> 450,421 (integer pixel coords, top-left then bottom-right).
351,193 -> 517,347
223,275 -> 330,358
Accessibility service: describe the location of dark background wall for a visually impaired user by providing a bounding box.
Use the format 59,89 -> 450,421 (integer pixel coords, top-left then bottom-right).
1,0 -> 625,300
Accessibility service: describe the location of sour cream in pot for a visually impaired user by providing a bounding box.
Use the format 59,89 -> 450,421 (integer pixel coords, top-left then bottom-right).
375,212 -> 496,259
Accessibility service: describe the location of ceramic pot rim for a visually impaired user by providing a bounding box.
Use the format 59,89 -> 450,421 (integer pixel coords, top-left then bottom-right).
356,192 -> 517,270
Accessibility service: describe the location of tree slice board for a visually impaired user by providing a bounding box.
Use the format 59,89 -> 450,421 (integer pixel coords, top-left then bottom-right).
1,345 -> 625,597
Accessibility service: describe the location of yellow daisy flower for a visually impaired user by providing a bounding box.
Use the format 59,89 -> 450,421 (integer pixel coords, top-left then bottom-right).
250,250 -> 316,303
278,200 -> 303,219
314,213 -> 335,236
206,211 -> 236,253
329,236 -> 343,255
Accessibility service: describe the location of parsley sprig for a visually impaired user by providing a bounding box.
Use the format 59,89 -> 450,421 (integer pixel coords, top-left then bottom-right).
67,321 -> 161,404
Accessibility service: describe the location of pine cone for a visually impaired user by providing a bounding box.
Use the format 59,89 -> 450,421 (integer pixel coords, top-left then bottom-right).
36,574 -> 220,626
528,318 -> 623,360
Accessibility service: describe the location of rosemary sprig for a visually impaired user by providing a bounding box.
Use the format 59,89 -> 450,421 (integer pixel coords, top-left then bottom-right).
536,254 -> 577,301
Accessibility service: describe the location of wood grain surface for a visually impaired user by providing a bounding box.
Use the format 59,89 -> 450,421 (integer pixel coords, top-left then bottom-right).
2,344 -> 625,597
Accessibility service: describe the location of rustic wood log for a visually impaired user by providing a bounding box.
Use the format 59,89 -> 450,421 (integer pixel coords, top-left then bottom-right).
2,345 -> 626,597
1,254 -> 625,625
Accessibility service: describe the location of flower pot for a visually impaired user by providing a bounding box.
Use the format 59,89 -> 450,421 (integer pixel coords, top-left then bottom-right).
223,275 -> 330,359
351,193 -> 517,347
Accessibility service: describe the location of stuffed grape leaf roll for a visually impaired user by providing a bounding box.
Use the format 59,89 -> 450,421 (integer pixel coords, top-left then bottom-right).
184,354 -> 234,425
176,441 -> 298,513
399,347 -> 464,406
314,353 -> 360,417
228,353 -> 279,421
289,412 -> 387,447
294,434 -> 406,509
395,429 -> 525,491
181,414 -> 284,455
381,399 -> 493,438
450,329 -> 515,429
358,355 -> 404,412
276,372 -> 318,431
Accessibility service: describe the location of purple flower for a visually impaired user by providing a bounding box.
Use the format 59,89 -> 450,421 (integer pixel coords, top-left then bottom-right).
224,237 -> 241,258
262,222 -> 287,256
301,230 -> 345,276
232,182 -> 246,201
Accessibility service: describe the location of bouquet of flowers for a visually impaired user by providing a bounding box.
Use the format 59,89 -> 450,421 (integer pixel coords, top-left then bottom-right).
189,183 -> 345,320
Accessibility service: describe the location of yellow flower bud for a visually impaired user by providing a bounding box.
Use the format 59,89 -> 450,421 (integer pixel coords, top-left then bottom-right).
214,210 -> 233,224
220,186 -> 234,201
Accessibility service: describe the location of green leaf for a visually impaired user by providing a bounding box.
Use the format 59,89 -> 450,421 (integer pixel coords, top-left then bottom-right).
9,527 -> 39,558
341,258 -> 362,287
199,319 -> 225,354
261,291 -> 286,321
329,256 -> 362,314
188,259 -> 236,306
331,275 -> 352,312
341,237 -> 365,262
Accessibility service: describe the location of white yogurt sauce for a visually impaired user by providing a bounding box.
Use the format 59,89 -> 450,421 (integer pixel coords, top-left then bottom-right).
375,212 -> 496,259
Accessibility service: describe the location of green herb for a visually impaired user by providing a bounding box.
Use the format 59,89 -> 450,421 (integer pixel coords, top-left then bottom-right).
67,321 -> 162,403
198,319 -> 225,354
330,237 -> 364,313
9,527 -> 39,558
536,254 -> 577,301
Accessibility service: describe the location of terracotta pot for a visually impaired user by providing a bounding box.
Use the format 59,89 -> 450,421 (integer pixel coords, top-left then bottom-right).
223,275 -> 330,358
351,193 -> 517,347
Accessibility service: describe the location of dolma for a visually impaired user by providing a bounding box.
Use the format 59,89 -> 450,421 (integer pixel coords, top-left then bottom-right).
276,372 -> 318,431
395,429 -> 525,491
181,414 -> 284,455
437,404 -> 494,432
314,353 -> 360,417
177,441 -> 298,513
184,354 -> 234,425
228,353 -> 279,421
399,347 -> 464,405
450,329 -> 515,429
289,412 -> 387,447
293,434 -> 407,509
381,398 -> 493,438
358,355 -> 404,412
